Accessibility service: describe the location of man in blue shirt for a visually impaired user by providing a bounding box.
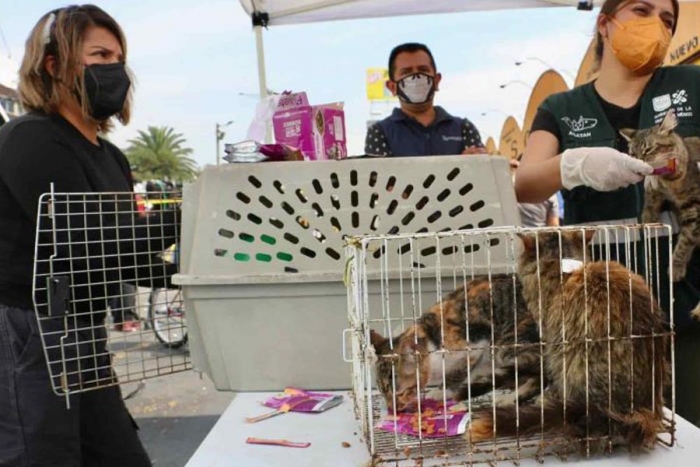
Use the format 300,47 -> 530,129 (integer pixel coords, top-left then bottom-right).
364,43 -> 485,157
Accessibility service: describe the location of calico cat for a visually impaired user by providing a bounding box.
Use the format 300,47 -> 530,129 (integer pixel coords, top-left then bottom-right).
621,108 -> 700,320
467,230 -> 670,452
370,274 -> 542,414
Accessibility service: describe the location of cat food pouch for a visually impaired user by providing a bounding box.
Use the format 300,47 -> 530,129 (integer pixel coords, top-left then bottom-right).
263,387 -> 344,413
376,399 -> 471,438
271,92 -> 347,160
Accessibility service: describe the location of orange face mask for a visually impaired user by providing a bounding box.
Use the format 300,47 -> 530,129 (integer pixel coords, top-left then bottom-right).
609,16 -> 672,75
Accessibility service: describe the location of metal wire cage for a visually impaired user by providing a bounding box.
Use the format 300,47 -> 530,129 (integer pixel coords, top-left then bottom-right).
32,190 -> 190,400
345,224 -> 676,466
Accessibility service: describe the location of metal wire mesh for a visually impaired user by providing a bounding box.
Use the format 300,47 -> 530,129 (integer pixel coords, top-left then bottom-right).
346,225 -> 676,466
32,190 -> 190,399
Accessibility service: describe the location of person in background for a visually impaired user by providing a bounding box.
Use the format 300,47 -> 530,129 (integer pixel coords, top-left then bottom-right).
519,192 -> 560,227
0,5 -> 179,465
364,42 -> 485,157
510,156 -> 560,227
514,0 -> 700,427
110,282 -> 140,332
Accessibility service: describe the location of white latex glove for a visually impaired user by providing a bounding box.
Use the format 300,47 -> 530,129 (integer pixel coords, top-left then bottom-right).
560,147 -> 653,191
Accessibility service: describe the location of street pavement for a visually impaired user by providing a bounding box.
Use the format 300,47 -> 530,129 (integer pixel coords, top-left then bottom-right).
122,366 -> 234,467
109,287 -> 235,467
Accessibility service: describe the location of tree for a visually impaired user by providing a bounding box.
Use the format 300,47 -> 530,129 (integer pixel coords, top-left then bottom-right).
124,126 -> 198,182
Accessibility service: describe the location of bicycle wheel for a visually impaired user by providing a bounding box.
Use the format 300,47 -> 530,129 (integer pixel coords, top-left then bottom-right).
148,288 -> 188,348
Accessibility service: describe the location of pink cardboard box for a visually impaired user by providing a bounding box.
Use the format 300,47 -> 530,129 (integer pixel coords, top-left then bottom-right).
272,92 -> 347,160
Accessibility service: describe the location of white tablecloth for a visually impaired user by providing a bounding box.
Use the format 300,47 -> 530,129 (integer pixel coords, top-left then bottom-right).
186,392 -> 700,467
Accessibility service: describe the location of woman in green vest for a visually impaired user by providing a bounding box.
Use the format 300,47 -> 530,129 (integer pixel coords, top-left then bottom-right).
516,0 -> 700,428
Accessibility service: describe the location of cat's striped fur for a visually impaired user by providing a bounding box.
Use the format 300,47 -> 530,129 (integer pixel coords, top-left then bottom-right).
621,108 -> 700,319
467,231 -> 670,452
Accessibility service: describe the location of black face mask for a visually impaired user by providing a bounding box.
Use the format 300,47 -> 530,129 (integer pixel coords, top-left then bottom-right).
82,63 -> 131,121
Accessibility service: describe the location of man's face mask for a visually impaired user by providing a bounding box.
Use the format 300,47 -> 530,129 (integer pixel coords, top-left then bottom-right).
82,62 -> 131,121
609,15 -> 671,75
394,73 -> 435,105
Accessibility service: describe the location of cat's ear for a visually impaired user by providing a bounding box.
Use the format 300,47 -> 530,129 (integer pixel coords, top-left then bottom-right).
660,108 -> 678,134
370,330 -> 388,350
619,128 -> 635,142
582,229 -> 596,245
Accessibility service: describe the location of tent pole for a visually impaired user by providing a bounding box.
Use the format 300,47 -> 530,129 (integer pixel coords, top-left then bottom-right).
254,25 -> 269,102
253,22 -> 272,143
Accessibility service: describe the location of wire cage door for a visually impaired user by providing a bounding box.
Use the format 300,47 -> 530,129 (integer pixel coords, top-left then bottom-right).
346,224 -> 676,466
32,190 -> 191,399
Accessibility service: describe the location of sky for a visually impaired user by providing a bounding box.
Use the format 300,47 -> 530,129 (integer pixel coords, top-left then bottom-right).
0,1 -> 598,168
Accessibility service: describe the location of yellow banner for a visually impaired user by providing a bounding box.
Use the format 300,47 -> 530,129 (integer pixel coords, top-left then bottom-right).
499,117 -> 523,161
485,137 -> 497,155
666,2 -> 700,65
366,68 -> 394,101
523,70 -> 569,138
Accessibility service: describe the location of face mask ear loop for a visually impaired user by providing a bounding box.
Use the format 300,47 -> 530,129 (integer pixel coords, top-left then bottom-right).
605,15 -> 625,55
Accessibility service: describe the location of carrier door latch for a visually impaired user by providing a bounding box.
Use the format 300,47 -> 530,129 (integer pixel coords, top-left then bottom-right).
47,275 -> 70,316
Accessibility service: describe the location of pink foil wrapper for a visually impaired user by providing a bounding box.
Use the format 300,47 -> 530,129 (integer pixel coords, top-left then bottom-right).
376,399 -> 471,438
651,158 -> 677,175
262,387 -> 344,413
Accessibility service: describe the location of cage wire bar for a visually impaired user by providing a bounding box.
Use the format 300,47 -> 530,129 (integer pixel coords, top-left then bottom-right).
345,224 -> 676,466
32,190 -> 190,401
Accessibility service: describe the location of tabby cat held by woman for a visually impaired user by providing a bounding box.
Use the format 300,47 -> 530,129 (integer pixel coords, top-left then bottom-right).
621,108 -> 700,320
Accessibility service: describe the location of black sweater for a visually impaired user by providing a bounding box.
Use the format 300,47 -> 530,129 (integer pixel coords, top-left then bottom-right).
0,113 -> 177,314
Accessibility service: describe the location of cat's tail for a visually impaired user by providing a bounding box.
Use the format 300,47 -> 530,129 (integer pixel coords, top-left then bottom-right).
605,407 -> 666,452
466,399 -> 664,451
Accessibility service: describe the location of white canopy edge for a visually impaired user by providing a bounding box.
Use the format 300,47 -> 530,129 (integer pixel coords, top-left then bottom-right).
238,0 -> 603,27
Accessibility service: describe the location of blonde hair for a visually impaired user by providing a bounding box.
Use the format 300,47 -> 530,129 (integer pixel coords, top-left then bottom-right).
18,4 -> 132,132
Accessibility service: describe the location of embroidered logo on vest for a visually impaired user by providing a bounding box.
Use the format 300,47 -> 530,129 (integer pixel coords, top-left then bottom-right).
653,89 -> 694,122
442,136 -> 461,142
652,94 -> 672,112
562,116 -> 598,138
673,89 -> 688,105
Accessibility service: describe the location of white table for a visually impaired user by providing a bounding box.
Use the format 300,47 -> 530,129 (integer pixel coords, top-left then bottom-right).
186,392 -> 700,467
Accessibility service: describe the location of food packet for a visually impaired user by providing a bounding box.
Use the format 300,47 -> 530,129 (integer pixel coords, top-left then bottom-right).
223,140 -> 303,163
263,387 -> 344,413
376,399 -> 470,439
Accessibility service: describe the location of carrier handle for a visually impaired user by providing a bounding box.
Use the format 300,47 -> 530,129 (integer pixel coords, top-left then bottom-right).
342,328 -> 353,363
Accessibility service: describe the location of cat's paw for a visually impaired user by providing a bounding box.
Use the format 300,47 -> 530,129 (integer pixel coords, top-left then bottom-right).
671,262 -> 687,282
425,387 -> 453,401
491,391 -> 517,408
691,303 -> 700,321
644,175 -> 660,192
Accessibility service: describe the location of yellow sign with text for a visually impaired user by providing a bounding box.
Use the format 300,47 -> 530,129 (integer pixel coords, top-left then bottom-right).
499,117 -> 524,161
666,2 -> 700,65
366,68 -> 395,101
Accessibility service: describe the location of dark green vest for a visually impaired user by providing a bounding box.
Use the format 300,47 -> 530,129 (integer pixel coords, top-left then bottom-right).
541,65 -> 700,225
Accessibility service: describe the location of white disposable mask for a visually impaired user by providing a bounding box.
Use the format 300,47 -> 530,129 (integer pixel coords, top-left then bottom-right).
395,73 -> 435,104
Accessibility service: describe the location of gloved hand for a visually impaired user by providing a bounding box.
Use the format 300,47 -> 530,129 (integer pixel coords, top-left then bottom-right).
560,146 -> 653,191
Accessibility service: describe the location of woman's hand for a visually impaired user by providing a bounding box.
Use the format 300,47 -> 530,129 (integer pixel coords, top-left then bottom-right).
560,146 -> 653,191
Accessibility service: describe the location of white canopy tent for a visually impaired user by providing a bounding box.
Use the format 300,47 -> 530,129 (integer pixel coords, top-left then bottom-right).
237,0 -> 602,99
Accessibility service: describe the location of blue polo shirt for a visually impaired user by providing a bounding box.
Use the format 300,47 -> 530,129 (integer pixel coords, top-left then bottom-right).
364,106 -> 482,157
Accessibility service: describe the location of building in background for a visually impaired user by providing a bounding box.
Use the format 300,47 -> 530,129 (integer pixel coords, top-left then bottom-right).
0,82 -> 21,123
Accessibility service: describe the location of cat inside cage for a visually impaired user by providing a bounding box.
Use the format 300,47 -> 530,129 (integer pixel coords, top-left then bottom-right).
348,225 -> 675,466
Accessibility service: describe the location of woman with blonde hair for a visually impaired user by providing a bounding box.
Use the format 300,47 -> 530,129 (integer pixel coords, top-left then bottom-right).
0,5 -> 178,465
515,0 -> 700,426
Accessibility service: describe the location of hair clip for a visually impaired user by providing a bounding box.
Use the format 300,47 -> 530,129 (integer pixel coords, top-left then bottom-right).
41,13 -> 56,46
